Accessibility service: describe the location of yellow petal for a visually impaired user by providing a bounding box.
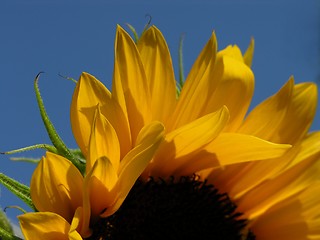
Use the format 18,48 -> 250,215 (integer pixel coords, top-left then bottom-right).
280,82 -> 317,143
30,152 -> 83,223
137,26 -> 177,125
100,121 -> 165,217
69,207 -> 87,240
288,131 -> 320,168
205,133 -> 291,166
112,25 -> 151,144
71,72 -> 131,158
243,38 -> 255,67
251,183 -> 320,240
239,78 -> 317,144
169,32 -> 217,130
217,45 -> 244,62
150,107 -> 229,177
85,156 -> 119,219
237,152 -> 320,221
238,78 -> 294,141
87,106 -> 120,173
18,212 -> 77,240
204,53 -> 254,131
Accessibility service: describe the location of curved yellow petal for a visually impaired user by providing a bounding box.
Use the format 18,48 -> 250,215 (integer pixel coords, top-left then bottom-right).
204,53 -> 254,131
169,32 -> 217,130
69,207 -> 87,240
217,45 -> 244,62
30,152 -> 83,223
71,72 -> 131,158
101,121 -> 165,217
150,107 -> 229,177
137,26 -> 177,125
239,78 -> 317,144
87,106 -> 120,173
18,212 -> 79,240
112,25 -> 151,144
243,38 -> 255,67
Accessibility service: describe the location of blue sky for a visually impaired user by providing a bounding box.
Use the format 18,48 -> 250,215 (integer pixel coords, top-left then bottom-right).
1,0 -> 319,233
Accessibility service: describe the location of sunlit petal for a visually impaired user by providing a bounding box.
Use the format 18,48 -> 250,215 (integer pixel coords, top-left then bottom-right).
138,26 -> 177,125
112,25 -> 151,144
169,32 -> 217,130
19,212 -> 76,240
150,107 -> 229,177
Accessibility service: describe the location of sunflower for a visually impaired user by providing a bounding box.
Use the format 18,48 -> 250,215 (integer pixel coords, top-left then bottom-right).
19,25 -> 320,239
18,117 -> 165,239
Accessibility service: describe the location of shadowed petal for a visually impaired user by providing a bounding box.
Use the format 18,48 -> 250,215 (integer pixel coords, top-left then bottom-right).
71,72 -> 131,158
100,121 -> 165,217
243,38 -> 255,67
87,106 -> 120,174
30,152 -> 83,223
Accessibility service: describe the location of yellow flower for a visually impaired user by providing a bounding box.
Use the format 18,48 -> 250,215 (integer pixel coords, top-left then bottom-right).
18,113 -> 165,239
18,24 -> 320,239
70,25 -> 320,239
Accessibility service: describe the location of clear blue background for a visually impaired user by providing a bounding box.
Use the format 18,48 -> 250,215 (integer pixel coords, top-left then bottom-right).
1,0 -> 319,235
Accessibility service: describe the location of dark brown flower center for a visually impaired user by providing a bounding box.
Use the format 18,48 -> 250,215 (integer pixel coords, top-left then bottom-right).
86,176 -> 255,240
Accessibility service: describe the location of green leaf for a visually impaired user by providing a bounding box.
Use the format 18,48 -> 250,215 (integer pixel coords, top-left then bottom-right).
0,227 -> 22,240
0,173 -> 36,211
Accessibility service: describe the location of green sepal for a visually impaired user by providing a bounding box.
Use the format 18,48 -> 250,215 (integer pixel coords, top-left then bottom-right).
10,157 -> 40,164
58,73 -> 77,84
2,144 -> 58,156
34,73 -> 85,174
126,23 -> 139,43
0,173 -> 36,211
177,33 -> 185,97
127,16 -> 152,44
0,227 -> 23,240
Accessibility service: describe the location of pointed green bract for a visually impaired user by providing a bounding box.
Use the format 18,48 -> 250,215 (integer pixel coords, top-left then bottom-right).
0,173 -> 35,211
34,73 -> 85,174
2,144 -> 58,156
58,73 -> 77,84
126,23 -> 139,43
9,157 -> 40,164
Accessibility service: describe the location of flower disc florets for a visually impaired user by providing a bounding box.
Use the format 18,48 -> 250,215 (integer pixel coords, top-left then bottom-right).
87,175 -> 255,240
